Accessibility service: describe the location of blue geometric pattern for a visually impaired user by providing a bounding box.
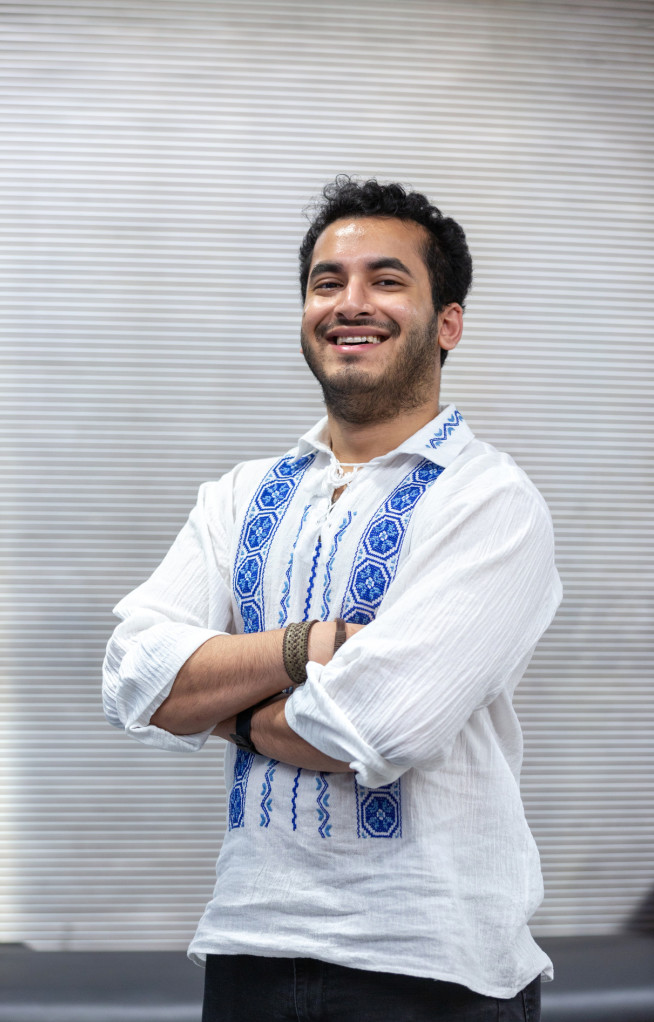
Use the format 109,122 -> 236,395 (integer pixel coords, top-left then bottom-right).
228,748 -> 255,830
234,453 -> 316,633
355,779 -> 402,839
341,459 -> 444,624
278,504 -> 311,626
316,773 -> 331,838
426,408 -> 464,449
226,428 -> 460,840
320,512 -> 355,620
260,759 -> 278,827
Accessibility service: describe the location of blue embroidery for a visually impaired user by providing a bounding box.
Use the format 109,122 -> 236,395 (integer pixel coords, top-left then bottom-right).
341,460 -> 444,624
426,408 -> 464,449
320,512 -> 354,620
340,456 -> 450,840
303,537 -> 322,621
355,779 -> 402,838
234,453 -> 315,633
291,768 -> 302,831
316,773 -> 331,838
228,748 -> 255,830
260,759 -> 278,827
279,504 -> 311,626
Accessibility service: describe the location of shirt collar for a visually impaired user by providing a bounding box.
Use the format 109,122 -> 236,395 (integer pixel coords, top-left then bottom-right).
296,405 -> 474,469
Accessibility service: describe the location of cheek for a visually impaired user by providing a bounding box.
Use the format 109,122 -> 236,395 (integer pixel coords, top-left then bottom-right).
302,300 -> 329,327
381,298 -> 414,322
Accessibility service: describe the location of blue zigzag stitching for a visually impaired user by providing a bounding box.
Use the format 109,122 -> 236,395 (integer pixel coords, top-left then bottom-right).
340,459 -> 445,625
233,453 -> 316,634
355,778 -> 402,839
279,504 -> 311,627
228,748 -> 255,830
303,537 -> 322,621
291,768 -> 302,831
260,759 -> 278,827
320,512 -> 354,620
426,408 -> 464,449
316,773 -> 331,838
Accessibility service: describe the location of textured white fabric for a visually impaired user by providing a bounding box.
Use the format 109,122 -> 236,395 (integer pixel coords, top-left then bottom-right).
103,405 -> 562,998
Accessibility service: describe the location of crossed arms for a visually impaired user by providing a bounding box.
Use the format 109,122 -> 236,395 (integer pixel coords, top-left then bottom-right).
150,621 -> 363,772
103,459 -> 561,787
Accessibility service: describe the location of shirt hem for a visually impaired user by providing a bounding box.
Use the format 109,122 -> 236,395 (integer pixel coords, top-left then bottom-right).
187,938 -> 553,999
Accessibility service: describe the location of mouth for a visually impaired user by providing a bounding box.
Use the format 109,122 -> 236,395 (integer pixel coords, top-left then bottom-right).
325,329 -> 389,347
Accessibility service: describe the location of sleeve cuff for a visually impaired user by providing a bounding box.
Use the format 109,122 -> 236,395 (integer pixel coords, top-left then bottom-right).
123,719 -> 215,753
111,624 -> 224,753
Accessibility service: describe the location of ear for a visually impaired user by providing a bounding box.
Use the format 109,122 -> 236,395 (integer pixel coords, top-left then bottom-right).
437,303 -> 464,354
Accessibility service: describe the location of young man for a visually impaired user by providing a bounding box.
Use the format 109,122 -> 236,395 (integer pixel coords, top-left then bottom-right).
103,177 -> 561,1022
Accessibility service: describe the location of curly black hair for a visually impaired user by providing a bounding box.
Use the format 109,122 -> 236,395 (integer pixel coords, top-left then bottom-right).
299,176 -> 473,320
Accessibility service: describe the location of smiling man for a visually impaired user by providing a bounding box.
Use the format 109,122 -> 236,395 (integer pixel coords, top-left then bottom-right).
103,177 -> 561,1022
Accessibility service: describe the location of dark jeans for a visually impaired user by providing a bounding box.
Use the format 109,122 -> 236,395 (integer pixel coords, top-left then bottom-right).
203,954 -> 541,1022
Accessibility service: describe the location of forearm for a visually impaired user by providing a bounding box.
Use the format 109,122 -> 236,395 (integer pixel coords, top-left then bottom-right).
214,698 -> 353,773
150,629 -> 289,735
151,620 -> 358,737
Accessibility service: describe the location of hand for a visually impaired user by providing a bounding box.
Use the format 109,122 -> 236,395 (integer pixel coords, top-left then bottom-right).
307,620 -> 365,665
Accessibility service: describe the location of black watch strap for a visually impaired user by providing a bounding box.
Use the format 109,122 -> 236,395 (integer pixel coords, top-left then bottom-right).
229,705 -> 258,755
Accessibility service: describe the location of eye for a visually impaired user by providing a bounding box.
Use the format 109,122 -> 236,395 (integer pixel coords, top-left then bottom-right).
375,277 -> 404,288
313,279 -> 342,291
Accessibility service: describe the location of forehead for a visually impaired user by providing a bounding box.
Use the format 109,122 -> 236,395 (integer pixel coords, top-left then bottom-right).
310,216 -> 429,273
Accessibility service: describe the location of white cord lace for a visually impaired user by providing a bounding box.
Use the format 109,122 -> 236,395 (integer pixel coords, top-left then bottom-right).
325,459 -> 366,489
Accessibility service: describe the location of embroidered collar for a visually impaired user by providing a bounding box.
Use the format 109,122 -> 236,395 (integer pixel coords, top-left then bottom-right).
296,405 -> 474,469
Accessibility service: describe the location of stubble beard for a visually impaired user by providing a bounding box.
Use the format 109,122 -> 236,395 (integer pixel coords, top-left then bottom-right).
300,314 -> 441,426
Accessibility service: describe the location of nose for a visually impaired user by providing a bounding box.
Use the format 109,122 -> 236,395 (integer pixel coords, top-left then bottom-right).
333,277 -> 375,319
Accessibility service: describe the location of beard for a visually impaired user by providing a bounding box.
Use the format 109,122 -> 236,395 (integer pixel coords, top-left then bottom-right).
301,314 -> 441,426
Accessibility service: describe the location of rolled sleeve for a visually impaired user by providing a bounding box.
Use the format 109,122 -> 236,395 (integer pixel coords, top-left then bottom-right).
103,619 -> 223,752
286,458 -> 562,781
102,478 -> 235,752
285,672 -> 402,788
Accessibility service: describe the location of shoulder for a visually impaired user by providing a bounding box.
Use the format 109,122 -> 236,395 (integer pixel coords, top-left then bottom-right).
415,437 -> 555,536
193,448 -> 310,529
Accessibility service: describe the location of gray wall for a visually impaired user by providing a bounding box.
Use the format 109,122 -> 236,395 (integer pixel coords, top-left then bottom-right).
2,0 -> 653,948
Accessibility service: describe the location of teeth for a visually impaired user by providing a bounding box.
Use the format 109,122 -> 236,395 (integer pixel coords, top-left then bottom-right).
337,336 -> 383,345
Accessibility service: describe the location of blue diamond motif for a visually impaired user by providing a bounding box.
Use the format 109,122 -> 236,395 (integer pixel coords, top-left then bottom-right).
276,455 -> 313,477
236,556 -> 261,596
362,793 -> 399,836
244,513 -> 275,551
365,516 -> 402,556
240,602 -> 261,634
415,464 -> 442,483
352,562 -> 390,605
256,480 -> 294,510
229,785 -> 243,820
389,485 -> 422,512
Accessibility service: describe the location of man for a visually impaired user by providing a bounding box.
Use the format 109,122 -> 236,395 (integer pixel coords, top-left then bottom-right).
103,177 -> 561,1022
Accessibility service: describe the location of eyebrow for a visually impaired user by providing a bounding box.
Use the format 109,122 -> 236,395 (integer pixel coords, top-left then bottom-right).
308,256 -> 415,284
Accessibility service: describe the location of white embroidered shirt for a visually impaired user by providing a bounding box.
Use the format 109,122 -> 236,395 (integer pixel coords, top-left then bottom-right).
103,405 -> 562,999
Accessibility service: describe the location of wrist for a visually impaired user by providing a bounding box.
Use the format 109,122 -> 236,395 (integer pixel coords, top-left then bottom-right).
306,620 -> 337,664
250,698 -> 287,756
229,705 -> 259,755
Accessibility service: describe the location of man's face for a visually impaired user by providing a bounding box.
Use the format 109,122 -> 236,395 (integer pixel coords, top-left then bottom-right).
301,216 -> 443,425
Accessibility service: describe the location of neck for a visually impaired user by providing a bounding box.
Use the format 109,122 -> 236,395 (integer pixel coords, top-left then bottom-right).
327,399 -> 442,464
